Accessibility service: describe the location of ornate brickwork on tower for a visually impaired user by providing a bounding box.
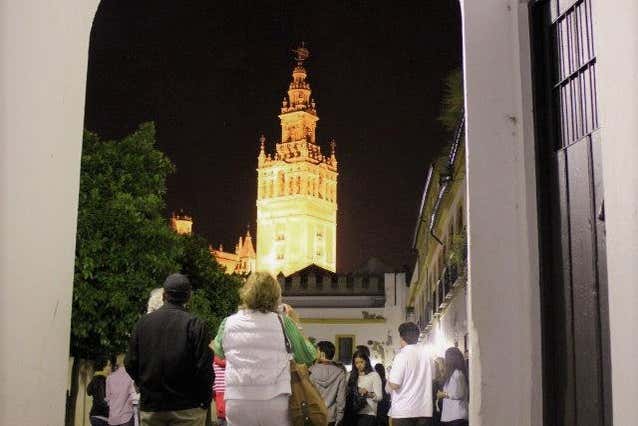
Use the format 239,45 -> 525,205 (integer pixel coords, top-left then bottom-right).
256,45 -> 338,276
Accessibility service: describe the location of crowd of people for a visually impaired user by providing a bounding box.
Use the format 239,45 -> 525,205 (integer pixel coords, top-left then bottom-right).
87,272 -> 468,426
86,354 -> 137,426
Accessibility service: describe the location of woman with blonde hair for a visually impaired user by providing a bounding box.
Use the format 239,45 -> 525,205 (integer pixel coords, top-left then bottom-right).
212,272 -> 316,426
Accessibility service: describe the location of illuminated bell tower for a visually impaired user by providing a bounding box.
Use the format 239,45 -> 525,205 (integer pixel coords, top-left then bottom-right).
256,44 -> 338,276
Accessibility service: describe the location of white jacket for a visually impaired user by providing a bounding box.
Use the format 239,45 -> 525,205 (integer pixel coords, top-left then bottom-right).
221,309 -> 291,400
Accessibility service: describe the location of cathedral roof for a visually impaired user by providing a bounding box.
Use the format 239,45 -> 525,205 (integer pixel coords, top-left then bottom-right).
238,230 -> 255,258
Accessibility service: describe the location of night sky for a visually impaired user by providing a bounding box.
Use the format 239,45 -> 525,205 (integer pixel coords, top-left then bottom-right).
85,0 -> 462,272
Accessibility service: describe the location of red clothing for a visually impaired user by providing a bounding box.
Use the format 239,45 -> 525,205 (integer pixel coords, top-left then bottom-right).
213,356 -> 226,419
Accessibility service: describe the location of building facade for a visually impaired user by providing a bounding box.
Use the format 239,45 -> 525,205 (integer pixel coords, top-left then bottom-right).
169,212 -> 193,235
278,259 -> 408,367
4,2 -> 638,425
256,46 -> 338,276
409,118 -> 467,358
210,230 -> 256,275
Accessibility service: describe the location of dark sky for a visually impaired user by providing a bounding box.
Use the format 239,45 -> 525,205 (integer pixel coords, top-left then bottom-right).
85,0 -> 462,272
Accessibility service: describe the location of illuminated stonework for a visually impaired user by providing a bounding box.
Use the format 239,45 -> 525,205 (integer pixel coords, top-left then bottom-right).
170,212 -> 193,235
256,45 -> 338,276
210,230 -> 256,275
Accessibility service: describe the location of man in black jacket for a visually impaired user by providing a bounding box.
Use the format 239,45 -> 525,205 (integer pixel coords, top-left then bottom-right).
125,273 -> 213,426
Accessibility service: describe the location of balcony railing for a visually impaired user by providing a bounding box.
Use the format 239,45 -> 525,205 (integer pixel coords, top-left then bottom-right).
428,262 -> 464,320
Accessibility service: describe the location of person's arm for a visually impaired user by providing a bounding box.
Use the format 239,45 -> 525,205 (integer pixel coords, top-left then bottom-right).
190,317 -> 214,407
282,315 -> 317,366
336,369 -> 347,423
386,352 -> 405,392
211,318 -> 227,359
124,323 -> 140,385
86,378 -> 95,397
370,373 -> 383,402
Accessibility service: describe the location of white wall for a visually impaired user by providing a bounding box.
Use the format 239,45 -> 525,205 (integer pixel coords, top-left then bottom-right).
0,1 -> 99,424
592,0 -> 638,423
433,288 -> 468,358
299,320 -> 399,365
296,273 -> 408,366
460,1 -> 542,425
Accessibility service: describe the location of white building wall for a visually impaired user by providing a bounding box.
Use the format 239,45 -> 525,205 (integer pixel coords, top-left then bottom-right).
295,273 -> 408,366
0,1 -> 99,425
460,1 -> 542,425
427,288 -> 468,359
592,0 -> 638,422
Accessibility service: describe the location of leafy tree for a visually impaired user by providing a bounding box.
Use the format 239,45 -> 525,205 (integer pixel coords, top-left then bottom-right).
180,233 -> 241,334
69,123 -> 242,424
72,123 -> 182,360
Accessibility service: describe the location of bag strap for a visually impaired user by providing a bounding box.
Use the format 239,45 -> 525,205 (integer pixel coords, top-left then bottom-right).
277,314 -> 293,354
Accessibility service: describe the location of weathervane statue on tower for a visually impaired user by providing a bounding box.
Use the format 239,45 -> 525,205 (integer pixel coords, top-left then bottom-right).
292,42 -> 310,65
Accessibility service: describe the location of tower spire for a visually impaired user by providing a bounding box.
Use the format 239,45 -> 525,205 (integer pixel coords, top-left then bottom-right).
256,46 -> 338,275
258,134 -> 266,166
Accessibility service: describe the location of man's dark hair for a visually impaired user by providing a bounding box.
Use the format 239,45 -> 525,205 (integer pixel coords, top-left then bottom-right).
94,356 -> 110,371
317,341 -> 336,360
109,354 -> 118,371
163,273 -> 192,305
356,344 -> 371,358
398,322 -> 420,345
164,290 -> 191,305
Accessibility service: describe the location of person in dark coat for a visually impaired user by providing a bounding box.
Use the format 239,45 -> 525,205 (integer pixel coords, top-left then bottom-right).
125,273 -> 213,426
374,363 -> 391,426
87,356 -> 113,426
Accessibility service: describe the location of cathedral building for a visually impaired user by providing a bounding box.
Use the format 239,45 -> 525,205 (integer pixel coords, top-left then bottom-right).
256,45 -> 338,276
169,212 -> 255,275
210,230 -> 256,275
169,212 -> 193,235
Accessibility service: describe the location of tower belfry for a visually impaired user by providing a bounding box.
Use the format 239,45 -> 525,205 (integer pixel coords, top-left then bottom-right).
256,44 -> 338,276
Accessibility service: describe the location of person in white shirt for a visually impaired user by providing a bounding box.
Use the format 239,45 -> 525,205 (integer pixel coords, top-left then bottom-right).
436,347 -> 468,426
386,322 -> 433,426
344,349 -> 383,426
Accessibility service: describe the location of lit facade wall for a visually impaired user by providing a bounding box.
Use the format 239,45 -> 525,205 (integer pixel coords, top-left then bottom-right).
169,213 -> 193,235
409,138 -> 467,358
281,271 -> 409,367
256,49 -> 338,276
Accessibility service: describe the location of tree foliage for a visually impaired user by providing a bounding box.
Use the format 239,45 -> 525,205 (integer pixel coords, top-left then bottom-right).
73,123 -> 181,359
72,123 -> 239,360
438,68 -> 464,132
180,234 -> 241,334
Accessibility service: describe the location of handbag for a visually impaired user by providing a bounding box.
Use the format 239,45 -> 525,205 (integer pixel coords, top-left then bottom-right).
277,315 -> 328,426
341,382 -> 367,425
347,383 -> 368,413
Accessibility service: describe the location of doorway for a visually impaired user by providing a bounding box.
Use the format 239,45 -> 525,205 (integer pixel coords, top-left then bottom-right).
531,0 -> 612,424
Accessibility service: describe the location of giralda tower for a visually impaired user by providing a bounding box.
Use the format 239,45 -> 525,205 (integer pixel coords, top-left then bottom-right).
256,44 -> 338,276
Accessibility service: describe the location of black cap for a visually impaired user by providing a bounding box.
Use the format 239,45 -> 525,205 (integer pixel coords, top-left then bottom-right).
163,273 -> 191,295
